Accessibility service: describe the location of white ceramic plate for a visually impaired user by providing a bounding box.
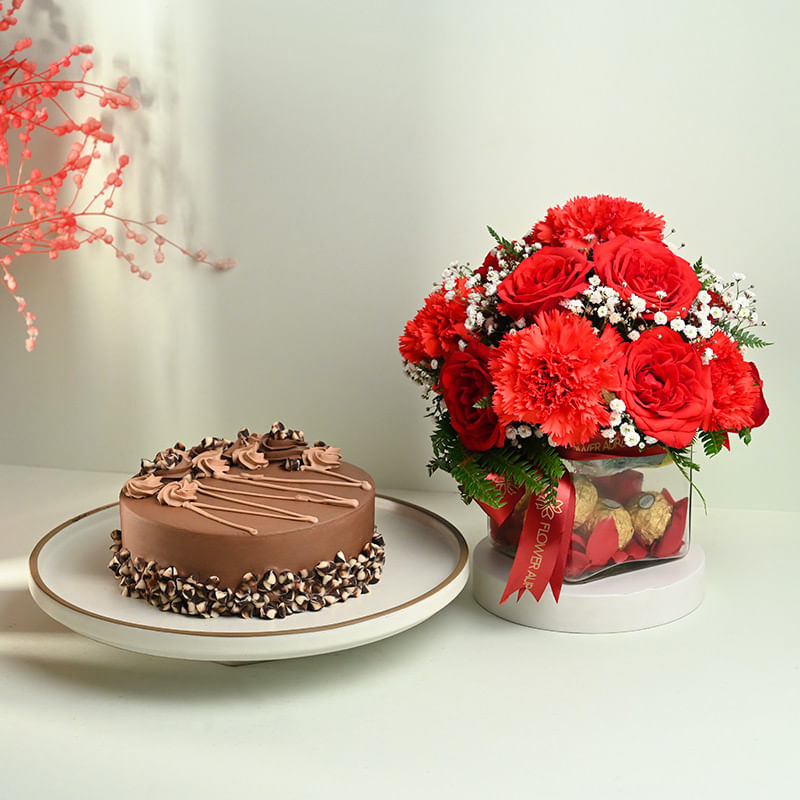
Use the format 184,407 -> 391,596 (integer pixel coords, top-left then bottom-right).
28,495 -> 468,663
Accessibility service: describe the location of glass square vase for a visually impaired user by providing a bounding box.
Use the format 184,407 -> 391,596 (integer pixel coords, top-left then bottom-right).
488,449 -> 692,582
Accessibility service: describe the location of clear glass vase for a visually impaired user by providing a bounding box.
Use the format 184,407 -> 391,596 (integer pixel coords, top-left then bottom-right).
488,450 -> 692,582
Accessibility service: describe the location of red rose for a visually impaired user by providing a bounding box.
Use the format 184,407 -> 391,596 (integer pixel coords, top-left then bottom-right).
439,346 -> 505,451
593,236 -> 700,320
496,247 -> 590,320
618,327 -> 712,448
746,362 -> 769,429
475,246 -> 499,280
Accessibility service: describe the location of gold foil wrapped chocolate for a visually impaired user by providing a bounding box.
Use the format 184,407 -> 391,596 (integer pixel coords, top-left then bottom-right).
585,498 -> 634,549
625,491 -> 673,546
572,474 -> 599,529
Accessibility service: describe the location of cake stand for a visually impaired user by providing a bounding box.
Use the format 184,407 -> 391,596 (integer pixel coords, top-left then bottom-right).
28,496 -> 469,663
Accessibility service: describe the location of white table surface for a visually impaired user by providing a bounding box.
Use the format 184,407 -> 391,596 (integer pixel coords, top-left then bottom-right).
1,463 -> 798,798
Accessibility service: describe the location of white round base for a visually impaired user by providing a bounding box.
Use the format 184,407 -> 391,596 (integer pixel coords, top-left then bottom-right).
472,537 -> 705,633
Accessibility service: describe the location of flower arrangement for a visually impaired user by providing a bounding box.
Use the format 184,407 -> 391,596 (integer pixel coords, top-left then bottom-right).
400,194 -> 769,599
0,0 -> 234,351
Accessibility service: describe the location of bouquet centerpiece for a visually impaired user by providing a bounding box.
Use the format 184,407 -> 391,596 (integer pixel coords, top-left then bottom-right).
399,195 -> 769,602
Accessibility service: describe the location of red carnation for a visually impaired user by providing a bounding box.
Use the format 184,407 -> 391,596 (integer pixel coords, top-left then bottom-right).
529,195 -> 665,249
399,281 -> 472,364
593,236 -> 700,320
703,332 -> 762,432
439,345 -> 505,451
619,328 -> 712,448
490,310 -> 624,445
496,246 -> 591,320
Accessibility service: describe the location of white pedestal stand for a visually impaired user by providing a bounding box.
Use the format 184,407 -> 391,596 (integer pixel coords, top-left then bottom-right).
472,537 -> 705,633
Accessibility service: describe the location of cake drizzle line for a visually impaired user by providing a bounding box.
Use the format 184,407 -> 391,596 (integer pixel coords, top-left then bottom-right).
181,502 -> 258,535
199,482 -> 358,509
196,487 -> 319,521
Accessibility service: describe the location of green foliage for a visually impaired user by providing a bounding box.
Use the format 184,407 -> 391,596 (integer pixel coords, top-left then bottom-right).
427,415 -> 503,507
485,225 -> 522,265
667,444 -> 699,472
487,226 -> 516,253
486,226 -> 505,247
691,256 -> 703,275
718,321 -> 771,349
667,442 -> 707,512
699,429 -> 728,458
427,415 -> 563,508
739,427 -> 752,445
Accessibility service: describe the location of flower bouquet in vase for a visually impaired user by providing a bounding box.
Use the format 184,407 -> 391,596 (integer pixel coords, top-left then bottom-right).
400,195 -> 768,610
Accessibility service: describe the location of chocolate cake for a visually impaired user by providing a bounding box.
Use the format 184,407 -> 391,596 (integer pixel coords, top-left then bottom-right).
108,423 -> 383,619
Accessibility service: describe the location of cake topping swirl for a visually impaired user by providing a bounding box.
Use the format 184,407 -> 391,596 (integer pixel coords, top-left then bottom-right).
123,473 -> 164,498
302,445 -> 343,470
230,438 -> 270,470
157,476 -> 199,506
191,449 -> 230,478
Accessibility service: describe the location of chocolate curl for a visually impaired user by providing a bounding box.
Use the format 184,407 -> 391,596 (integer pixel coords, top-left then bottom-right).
498,474 -> 575,604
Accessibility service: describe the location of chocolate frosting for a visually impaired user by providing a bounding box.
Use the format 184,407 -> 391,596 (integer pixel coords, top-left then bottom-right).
123,473 -> 163,499
157,476 -> 199,506
119,425 -> 376,589
230,439 -> 270,470
303,445 -> 342,469
191,449 -> 229,478
120,460 -> 375,587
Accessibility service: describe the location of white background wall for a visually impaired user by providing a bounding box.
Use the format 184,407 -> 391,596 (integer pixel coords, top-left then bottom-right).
0,0 -> 796,511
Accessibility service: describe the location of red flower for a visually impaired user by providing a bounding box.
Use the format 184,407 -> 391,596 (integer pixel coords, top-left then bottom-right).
747,363 -> 769,429
399,282 -> 472,364
490,310 -> 624,445
496,247 -> 590,320
439,345 -> 505,451
593,236 -> 700,320
476,247 -> 500,280
618,328 -> 712,448
529,195 -> 665,249
703,332 -> 762,432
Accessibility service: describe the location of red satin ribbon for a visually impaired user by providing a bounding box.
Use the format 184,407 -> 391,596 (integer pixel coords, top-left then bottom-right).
560,443 -> 666,461
476,486 -> 524,530
479,474 -> 576,604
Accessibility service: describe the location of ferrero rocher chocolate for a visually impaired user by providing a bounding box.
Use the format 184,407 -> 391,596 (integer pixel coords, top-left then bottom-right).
586,498 -> 634,549
572,474 -> 599,528
625,491 -> 673,546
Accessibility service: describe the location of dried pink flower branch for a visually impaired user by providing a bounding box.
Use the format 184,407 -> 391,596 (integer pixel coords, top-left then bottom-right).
0,0 -> 234,351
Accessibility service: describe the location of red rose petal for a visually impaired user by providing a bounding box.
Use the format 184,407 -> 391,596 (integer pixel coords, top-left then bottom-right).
592,469 -> 644,505
571,533 -> 587,552
661,487 -> 675,505
623,540 -> 648,561
585,518 -> 619,567
654,497 -> 689,558
565,550 -> 590,579
612,550 -> 629,563
747,362 -> 769,428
